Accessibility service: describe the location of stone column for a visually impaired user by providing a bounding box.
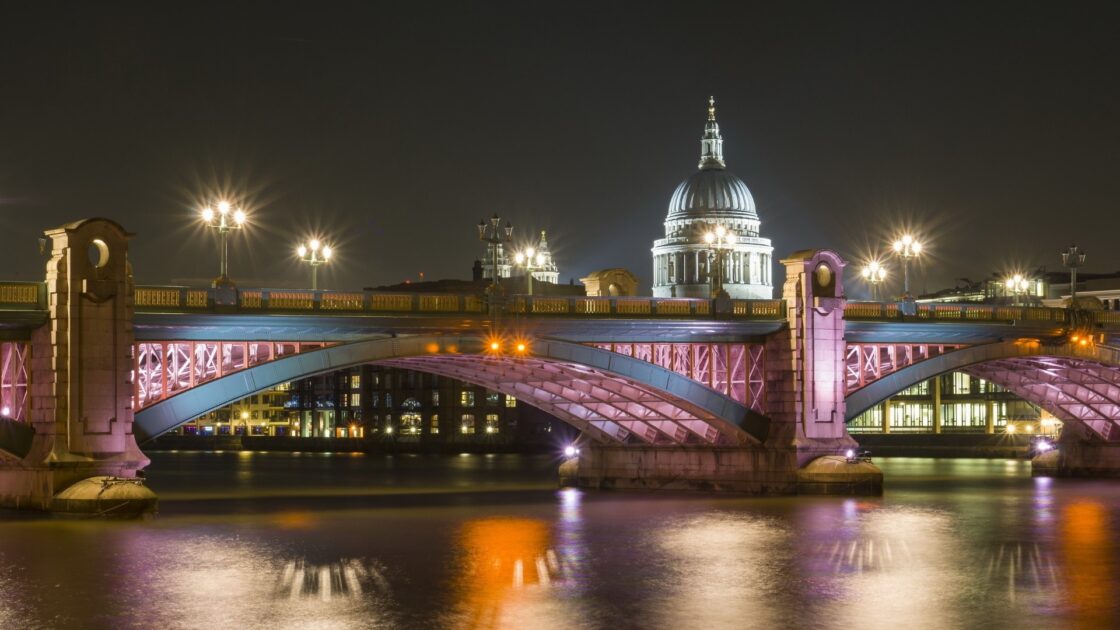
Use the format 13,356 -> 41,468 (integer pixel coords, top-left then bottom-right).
881,399 -> 891,433
932,377 -> 942,434
985,400 -> 995,434
0,219 -> 154,513
765,250 -> 861,463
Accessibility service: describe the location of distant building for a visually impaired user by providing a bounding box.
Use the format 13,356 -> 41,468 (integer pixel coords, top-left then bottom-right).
651,97 -> 774,299
177,365 -> 567,446
916,271 -> 1048,305
1044,270 -> 1120,310
581,269 -> 639,297
848,372 -> 1057,435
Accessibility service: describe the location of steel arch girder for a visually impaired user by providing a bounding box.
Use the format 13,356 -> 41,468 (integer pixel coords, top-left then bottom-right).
135,335 -> 768,446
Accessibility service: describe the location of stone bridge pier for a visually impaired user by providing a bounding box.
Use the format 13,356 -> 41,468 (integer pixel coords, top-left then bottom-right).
0,219 -> 155,515
563,249 -> 882,494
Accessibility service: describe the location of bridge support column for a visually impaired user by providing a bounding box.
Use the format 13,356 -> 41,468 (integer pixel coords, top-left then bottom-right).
0,219 -> 155,516
932,377 -> 942,434
766,250 -> 882,494
1033,432 -> 1120,478
558,443 -> 800,493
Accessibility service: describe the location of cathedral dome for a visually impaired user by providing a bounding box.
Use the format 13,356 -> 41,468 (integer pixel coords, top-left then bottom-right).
667,168 -> 757,220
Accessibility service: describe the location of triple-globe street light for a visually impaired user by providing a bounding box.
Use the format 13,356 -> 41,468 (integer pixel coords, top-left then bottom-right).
860,260 -> 888,301
1061,244 -> 1087,307
477,214 -> 514,294
296,239 -> 333,290
891,234 -> 923,299
200,201 -> 247,287
1004,273 -> 1029,306
703,224 -> 733,299
513,247 -> 546,295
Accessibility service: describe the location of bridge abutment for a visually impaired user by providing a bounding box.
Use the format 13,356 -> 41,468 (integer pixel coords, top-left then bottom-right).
1033,438 -> 1120,478
0,219 -> 155,516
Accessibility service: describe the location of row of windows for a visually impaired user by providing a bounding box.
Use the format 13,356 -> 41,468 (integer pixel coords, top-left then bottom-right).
850,402 -> 1015,432
384,413 -> 502,435
894,373 -> 1007,397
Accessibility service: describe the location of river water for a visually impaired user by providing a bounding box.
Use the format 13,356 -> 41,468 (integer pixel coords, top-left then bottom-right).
1,452 -> 1118,629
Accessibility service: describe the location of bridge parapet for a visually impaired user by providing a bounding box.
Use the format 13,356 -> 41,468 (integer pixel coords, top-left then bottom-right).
127,284 -> 787,320
844,301 -> 1073,324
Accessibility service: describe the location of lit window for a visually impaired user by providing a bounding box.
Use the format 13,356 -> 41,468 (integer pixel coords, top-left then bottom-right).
486,392 -> 501,407
401,413 -> 422,435
505,395 -> 517,408
431,414 -> 439,434
385,394 -> 392,408
350,375 -> 361,389
460,391 -> 475,407
461,414 -> 475,434
351,393 -> 360,407
485,414 -> 499,434
432,391 -> 440,406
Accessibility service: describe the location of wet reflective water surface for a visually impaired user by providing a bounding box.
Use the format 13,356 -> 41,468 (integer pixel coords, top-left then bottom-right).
2,453 -> 1119,629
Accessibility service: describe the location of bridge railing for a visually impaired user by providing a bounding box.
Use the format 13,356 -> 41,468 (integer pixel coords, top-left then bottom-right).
130,285 -> 788,319
842,301 -> 1072,323
0,282 -> 47,310
6,279 -> 1119,326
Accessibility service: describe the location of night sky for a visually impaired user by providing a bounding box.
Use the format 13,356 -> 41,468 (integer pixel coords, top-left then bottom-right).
1,2 -> 1117,296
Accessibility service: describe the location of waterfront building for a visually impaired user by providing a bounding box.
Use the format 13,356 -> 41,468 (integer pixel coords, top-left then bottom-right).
651,97 -> 774,298
848,371 -> 1059,435
177,365 -> 564,446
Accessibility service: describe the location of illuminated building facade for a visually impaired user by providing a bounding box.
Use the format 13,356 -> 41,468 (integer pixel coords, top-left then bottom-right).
651,97 -> 774,299
177,365 -> 561,444
848,371 -> 1059,435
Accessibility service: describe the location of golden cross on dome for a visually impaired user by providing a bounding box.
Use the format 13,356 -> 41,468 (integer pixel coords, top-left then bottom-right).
708,96 -> 716,121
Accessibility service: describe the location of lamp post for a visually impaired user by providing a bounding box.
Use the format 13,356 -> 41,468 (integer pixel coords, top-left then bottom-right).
703,224 -> 733,299
200,201 -> 247,287
860,260 -> 888,301
296,239 -> 333,290
1061,245 -> 1086,307
1004,273 -> 1029,306
513,247 -> 546,295
477,213 -> 514,294
891,234 -> 923,299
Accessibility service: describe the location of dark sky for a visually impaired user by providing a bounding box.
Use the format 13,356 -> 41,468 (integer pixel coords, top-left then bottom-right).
1,1 -> 1117,296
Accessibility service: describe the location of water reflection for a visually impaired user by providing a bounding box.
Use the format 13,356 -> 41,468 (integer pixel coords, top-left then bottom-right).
275,558 -> 389,601
652,513 -> 788,629
805,504 -> 963,629
1061,500 -> 1115,627
986,543 -> 1060,602
3,455 -> 1120,628
448,517 -> 575,628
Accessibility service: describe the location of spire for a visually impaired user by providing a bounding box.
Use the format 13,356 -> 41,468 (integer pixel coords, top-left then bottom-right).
699,96 -> 725,169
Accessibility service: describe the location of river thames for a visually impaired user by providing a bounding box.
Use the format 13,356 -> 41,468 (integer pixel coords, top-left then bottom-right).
1,453 -> 1117,629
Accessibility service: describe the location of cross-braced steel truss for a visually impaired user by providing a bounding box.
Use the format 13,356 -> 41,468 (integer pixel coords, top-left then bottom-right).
588,343 -> 766,414
845,343 -> 966,394
134,341 -> 331,409
0,342 -> 29,421
966,357 -> 1120,440
382,355 -> 748,445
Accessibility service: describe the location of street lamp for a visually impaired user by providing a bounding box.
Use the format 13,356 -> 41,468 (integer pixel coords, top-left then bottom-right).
860,260 -> 888,300
200,200 -> 247,287
703,224 -> 733,299
1060,244 -> 1086,307
1004,273 -> 1029,306
477,213 -> 514,294
891,234 -> 923,299
296,238 -> 333,290
513,247 -> 546,295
